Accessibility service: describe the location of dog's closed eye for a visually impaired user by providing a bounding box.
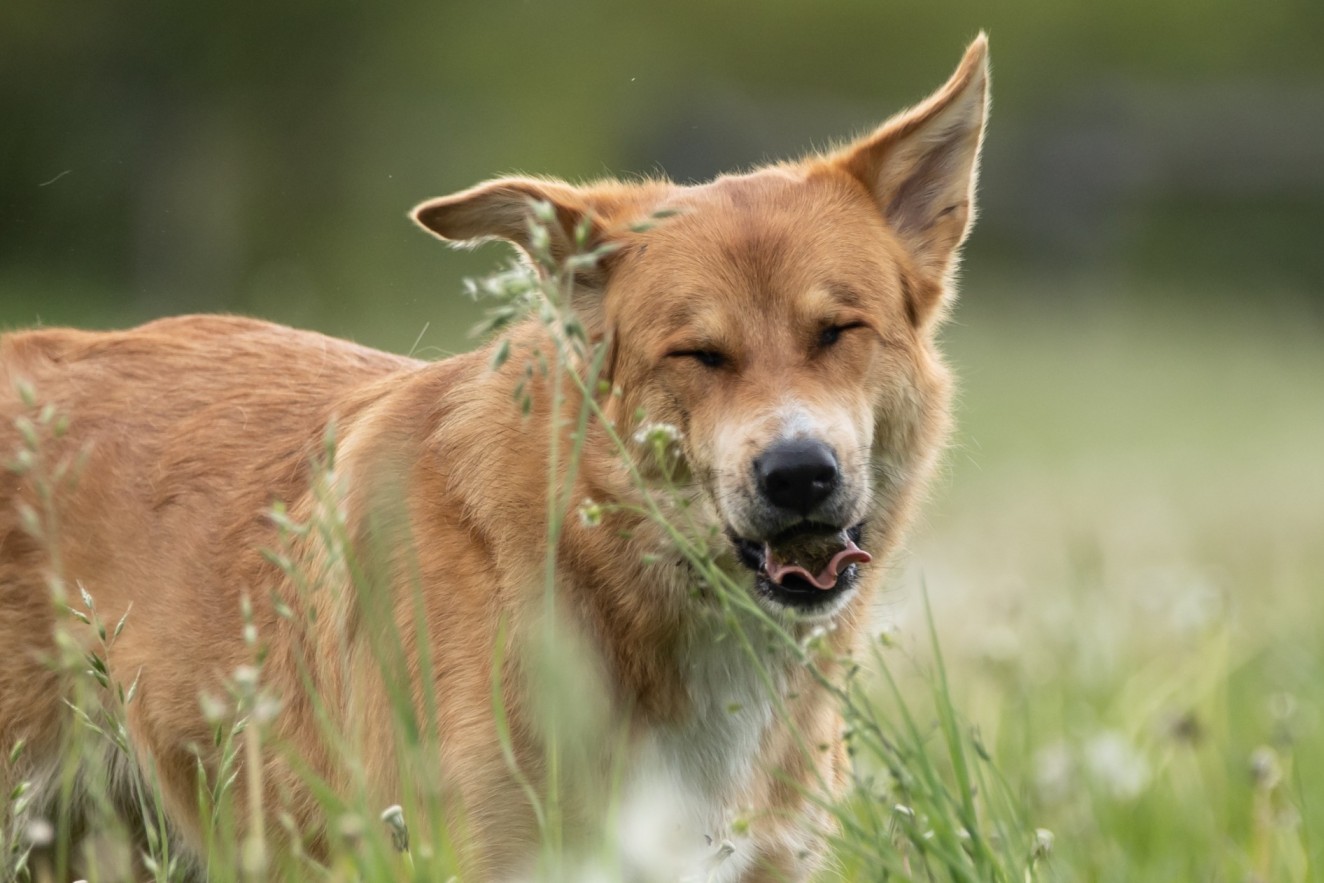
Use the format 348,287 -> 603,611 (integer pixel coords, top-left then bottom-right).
668,348 -> 728,369
817,322 -> 869,350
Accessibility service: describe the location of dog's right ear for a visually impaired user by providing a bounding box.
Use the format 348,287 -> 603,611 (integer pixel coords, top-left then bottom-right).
411,177 -> 604,271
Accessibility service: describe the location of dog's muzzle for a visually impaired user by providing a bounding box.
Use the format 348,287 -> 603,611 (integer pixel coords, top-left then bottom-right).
721,437 -> 872,610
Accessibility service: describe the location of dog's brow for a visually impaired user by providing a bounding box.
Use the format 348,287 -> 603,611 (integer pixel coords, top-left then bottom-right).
827,284 -> 864,309
665,301 -> 700,329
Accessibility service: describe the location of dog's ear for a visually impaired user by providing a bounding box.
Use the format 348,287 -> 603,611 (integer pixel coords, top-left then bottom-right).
835,34 -> 989,314
411,177 -> 609,275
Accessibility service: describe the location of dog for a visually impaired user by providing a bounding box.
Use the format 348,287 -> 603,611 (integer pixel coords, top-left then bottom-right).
0,35 -> 988,881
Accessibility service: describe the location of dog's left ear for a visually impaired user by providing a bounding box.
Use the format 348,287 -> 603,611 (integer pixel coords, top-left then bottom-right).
835,34 -> 989,310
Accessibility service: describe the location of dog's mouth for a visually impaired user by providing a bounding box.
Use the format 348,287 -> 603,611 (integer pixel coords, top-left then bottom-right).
730,522 -> 871,609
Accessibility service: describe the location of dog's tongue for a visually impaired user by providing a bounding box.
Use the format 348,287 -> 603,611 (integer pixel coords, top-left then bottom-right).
763,532 -> 872,590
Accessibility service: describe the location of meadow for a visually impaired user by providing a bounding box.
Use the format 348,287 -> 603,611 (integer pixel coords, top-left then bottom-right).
890,281 -> 1323,881
5,0 -> 1323,876
3,269 -> 1321,883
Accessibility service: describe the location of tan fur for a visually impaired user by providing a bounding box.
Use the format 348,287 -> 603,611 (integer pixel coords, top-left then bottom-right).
0,36 -> 988,881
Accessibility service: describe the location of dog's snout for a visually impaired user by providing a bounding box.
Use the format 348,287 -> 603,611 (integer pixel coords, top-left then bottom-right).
755,439 -> 840,515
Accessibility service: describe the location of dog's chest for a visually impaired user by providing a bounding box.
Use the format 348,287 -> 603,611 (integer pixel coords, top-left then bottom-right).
620,613 -> 787,881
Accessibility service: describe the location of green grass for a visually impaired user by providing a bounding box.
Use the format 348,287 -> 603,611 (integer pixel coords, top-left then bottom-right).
3,266 -> 1320,881
892,284 -> 1324,882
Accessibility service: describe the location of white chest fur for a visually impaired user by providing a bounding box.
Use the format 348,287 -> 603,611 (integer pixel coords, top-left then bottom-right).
618,610 -> 789,882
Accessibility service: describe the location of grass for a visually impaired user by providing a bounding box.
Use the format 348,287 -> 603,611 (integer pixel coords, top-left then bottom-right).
2,252 -> 1320,881
894,283 -> 1324,882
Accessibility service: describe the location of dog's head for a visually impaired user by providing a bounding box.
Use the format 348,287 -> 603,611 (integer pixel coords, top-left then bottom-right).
414,37 -> 989,618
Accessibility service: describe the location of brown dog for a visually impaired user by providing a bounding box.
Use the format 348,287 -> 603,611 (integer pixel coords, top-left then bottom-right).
0,36 -> 988,881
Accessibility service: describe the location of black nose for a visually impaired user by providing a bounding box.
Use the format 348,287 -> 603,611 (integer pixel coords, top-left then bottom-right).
755,439 -> 840,515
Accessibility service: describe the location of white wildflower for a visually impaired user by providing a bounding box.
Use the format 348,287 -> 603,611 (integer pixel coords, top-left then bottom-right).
1033,740 -> 1074,804
1084,730 -> 1150,800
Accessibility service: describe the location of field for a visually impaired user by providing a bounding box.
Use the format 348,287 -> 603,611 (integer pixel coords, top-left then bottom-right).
5,0 -> 1322,875
887,281 -> 1324,881
3,273 -> 1321,882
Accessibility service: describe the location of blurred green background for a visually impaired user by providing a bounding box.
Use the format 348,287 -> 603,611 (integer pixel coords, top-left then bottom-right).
4,1 -> 1323,879
3,1 -> 1322,348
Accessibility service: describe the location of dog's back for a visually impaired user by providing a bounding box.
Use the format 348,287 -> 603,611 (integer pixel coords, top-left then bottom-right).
0,315 -> 417,850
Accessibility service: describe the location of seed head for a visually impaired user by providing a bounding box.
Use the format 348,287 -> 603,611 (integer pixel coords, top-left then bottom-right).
381,804 -> 409,853
1031,827 -> 1055,861
578,499 -> 604,528
633,422 -> 681,447
25,818 -> 54,847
